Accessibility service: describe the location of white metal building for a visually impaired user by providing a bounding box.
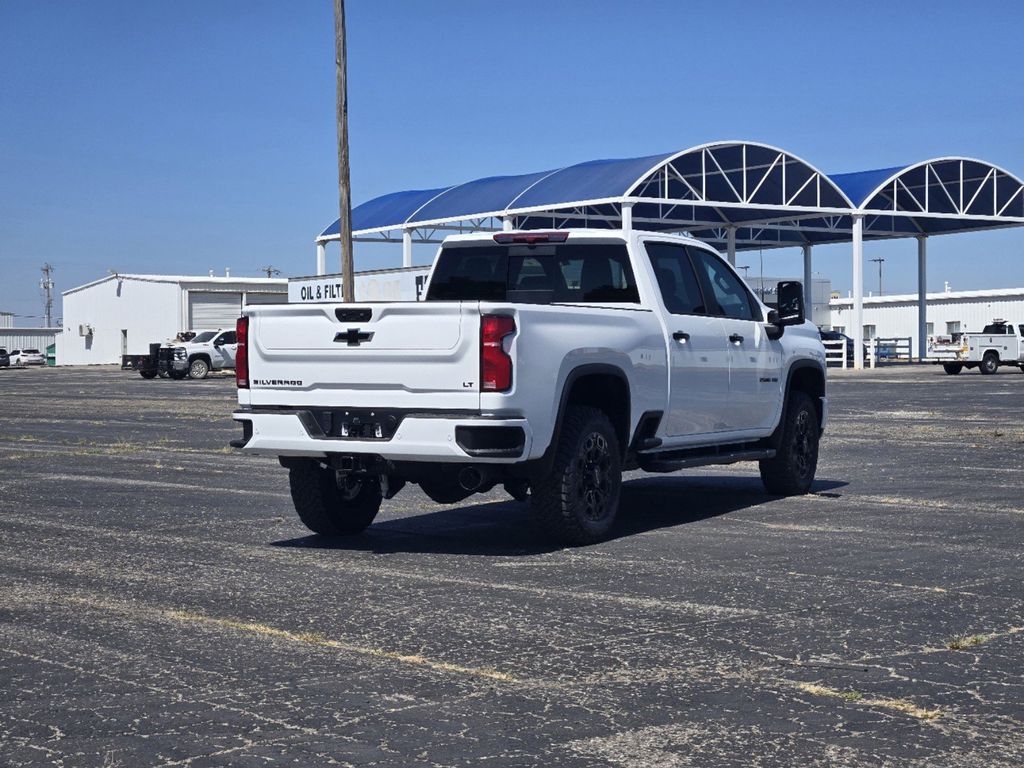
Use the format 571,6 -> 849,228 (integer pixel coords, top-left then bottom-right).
0,327 -> 61,354
829,287 -> 1024,356
57,274 -> 289,366
56,267 -> 434,366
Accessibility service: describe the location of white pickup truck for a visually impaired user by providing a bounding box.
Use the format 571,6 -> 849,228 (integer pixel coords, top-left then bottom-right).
163,329 -> 239,379
232,230 -> 827,544
935,320 -> 1024,375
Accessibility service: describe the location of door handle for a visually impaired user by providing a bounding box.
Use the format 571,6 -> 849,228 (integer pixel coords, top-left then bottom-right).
672,331 -> 690,343
729,333 -> 744,344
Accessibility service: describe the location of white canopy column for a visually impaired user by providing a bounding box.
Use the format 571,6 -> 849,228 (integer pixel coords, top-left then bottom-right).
851,214 -> 865,370
402,229 -> 413,268
621,202 -> 633,233
802,244 -> 813,324
726,226 -> 737,266
917,236 -> 927,361
316,242 -> 326,276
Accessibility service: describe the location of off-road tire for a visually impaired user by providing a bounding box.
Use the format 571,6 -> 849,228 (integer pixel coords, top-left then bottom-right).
139,370 -> 157,379
188,357 -> 210,380
942,363 -> 963,375
979,352 -> 999,375
288,459 -> 382,536
530,406 -> 622,546
760,391 -> 819,496
169,369 -> 187,380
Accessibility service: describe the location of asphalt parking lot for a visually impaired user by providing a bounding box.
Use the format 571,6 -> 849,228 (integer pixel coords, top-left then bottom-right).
1,365 -> 1022,767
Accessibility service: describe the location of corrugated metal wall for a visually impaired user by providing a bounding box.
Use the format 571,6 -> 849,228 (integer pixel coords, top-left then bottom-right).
829,292 -> 1024,356
0,328 -> 59,351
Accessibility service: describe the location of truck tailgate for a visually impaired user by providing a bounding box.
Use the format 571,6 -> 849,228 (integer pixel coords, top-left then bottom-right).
245,302 -> 481,409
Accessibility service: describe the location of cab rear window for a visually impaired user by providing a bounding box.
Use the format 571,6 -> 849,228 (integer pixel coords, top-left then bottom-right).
426,242 -> 639,304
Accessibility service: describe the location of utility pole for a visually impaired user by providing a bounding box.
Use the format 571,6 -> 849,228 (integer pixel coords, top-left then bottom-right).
40,263 -> 54,328
259,265 -> 281,278
738,265 -> 750,278
871,257 -> 885,296
334,0 -> 354,302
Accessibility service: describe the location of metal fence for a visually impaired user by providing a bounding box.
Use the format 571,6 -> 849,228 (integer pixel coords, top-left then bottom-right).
823,337 -> 914,369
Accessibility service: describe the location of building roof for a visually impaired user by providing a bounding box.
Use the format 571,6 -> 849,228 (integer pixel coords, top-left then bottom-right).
830,286 -> 1024,307
63,273 -> 288,296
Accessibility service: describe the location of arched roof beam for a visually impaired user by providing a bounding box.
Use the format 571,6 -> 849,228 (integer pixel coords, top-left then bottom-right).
624,142 -> 856,222
857,157 -> 1024,224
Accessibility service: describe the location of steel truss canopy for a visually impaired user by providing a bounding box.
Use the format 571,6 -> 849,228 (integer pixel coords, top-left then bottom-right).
318,142 -> 1024,249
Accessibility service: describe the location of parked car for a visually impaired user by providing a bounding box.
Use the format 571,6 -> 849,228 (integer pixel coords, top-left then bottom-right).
10,348 -> 45,366
0,348 -> 9,367
232,229 -> 827,545
818,330 -> 868,366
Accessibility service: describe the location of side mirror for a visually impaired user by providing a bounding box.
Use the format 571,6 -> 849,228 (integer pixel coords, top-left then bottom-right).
776,281 -> 805,326
765,282 -> 805,340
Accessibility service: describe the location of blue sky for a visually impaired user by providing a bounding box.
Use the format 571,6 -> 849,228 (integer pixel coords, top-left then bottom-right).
2,0 -> 1023,323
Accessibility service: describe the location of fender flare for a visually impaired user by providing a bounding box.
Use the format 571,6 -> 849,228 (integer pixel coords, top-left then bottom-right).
521,363 -> 631,480
772,359 -> 827,444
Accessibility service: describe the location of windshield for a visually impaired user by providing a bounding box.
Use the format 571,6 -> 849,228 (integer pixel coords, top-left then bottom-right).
191,331 -> 217,343
426,242 -> 639,304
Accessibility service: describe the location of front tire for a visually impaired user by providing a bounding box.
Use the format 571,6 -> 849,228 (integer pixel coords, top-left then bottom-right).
530,406 -> 622,546
760,391 -> 820,496
139,370 -> 157,379
979,352 -> 999,375
288,460 -> 382,536
188,357 -> 210,379
942,363 -> 963,375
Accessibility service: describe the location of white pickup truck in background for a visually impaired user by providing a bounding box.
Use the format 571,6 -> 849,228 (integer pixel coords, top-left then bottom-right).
933,320 -> 1024,375
232,230 -> 827,544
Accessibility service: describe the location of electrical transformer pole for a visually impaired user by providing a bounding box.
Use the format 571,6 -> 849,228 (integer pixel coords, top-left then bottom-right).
334,0 -> 354,302
40,263 -> 54,328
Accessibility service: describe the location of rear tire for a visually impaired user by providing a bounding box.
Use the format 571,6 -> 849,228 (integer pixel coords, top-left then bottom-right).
979,352 -> 999,375
188,357 -> 210,380
530,406 -> 621,546
760,391 -> 819,496
942,363 -> 963,375
139,370 -> 157,379
288,460 -> 382,536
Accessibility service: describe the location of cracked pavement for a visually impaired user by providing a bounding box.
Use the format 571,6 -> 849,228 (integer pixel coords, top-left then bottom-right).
0,365 -> 1022,766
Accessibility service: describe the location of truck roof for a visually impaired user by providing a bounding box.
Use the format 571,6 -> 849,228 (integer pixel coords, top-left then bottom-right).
440,229 -> 710,248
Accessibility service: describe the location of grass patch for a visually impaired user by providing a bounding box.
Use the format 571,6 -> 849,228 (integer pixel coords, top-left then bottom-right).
947,633 -> 988,650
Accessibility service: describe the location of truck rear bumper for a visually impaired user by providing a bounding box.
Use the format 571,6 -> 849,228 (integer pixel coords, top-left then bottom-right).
232,410 -> 534,463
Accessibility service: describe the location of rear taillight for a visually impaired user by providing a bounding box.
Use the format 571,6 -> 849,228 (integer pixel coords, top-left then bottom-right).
235,316 -> 249,389
481,315 -> 515,392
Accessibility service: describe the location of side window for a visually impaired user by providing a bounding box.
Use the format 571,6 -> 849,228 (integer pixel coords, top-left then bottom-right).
644,242 -> 707,316
220,331 -> 237,345
690,248 -> 757,321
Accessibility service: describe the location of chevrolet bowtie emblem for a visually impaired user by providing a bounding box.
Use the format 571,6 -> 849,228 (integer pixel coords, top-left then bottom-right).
334,328 -> 374,346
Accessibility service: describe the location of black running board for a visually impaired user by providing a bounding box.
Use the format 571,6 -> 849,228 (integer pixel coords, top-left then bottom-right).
637,447 -> 775,473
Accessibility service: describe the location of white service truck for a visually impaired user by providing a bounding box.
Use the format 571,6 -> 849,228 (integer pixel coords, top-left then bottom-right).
163,329 -> 239,379
934,320 -> 1024,375
231,230 -> 828,544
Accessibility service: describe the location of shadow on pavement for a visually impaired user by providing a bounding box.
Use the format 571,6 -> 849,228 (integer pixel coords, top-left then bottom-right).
270,475 -> 848,557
